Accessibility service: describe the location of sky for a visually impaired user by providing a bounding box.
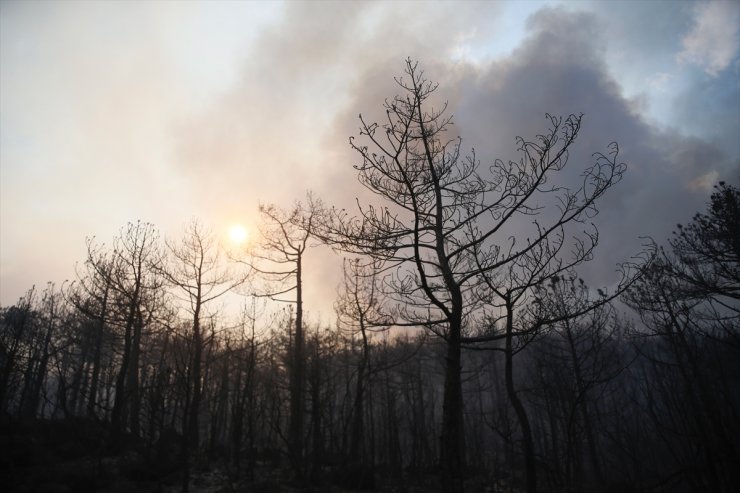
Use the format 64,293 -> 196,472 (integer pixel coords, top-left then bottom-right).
1,0 -> 739,321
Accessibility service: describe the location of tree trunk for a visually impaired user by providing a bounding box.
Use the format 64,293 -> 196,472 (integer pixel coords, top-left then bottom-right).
87,283 -> 109,417
349,310 -> 370,468
385,371 -> 402,479
24,316 -> 55,417
564,318 -> 603,487
188,302 -> 202,450
112,288 -> 139,450
127,308 -> 142,438
310,338 -> 322,483
505,301 -> 537,493
289,256 -> 306,480
111,328 -> 130,448
440,318 -> 464,493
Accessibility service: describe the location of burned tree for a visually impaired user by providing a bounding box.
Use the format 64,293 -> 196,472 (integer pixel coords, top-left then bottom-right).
159,219 -> 247,491
322,59 -> 632,493
242,194 -> 323,481
67,239 -> 116,418
106,221 -> 165,450
625,183 -> 740,490
334,258 -> 390,486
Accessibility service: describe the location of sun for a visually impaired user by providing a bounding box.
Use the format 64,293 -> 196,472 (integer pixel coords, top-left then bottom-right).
228,224 -> 249,245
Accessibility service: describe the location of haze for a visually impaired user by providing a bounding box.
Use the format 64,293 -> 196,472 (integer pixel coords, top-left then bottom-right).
1,0 -> 738,319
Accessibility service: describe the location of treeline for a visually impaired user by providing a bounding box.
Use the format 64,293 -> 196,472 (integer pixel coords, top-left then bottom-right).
0,194 -> 738,493
1,61 -> 738,493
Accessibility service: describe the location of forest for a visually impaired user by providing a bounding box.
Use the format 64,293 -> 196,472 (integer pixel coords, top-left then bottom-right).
1,61 -> 738,493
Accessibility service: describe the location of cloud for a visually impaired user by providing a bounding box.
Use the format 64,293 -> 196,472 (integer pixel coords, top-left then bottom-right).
167,2 -> 739,314
1,1 -> 737,318
678,0 -> 740,76
689,170 -> 721,191
327,5 -> 738,288
646,72 -> 675,92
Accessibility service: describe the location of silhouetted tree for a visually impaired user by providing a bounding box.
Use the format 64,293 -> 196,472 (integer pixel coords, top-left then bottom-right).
668,182 -> 739,307
526,276 -> 627,490
228,298 -> 264,479
18,283 -> 64,418
625,182 -> 740,491
104,221 -> 164,450
67,240 -> 118,418
159,219 -> 246,491
334,258 -> 390,485
322,59 -> 632,493
0,286 -> 36,414
242,194 -> 323,481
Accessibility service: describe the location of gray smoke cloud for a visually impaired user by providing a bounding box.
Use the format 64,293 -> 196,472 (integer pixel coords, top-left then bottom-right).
2,1 -> 737,320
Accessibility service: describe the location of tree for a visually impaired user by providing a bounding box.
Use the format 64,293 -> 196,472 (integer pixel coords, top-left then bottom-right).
335,258 -> 389,486
0,286 -> 36,414
625,183 -> 740,490
18,283 -> 64,418
159,219 -> 247,491
105,221 -> 165,449
526,276 -> 626,490
67,239 -> 116,418
322,59 -> 631,493
666,181 -> 739,339
228,298 -> 264,480
243,194 -> 323,481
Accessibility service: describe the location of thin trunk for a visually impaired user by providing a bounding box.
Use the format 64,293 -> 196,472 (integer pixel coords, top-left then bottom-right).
112,287 -> 139,450
231,356 -> 244,472
67,325 -> 88,416
385,371 -> 402,479
564,319 -> 603,486
349,362 -> 365,464
289,255 -> 305,480
440,319 -> 464,493
148,334 -> 169,457
87,283 -> 109,417
310,338 -> 322,483
210,358 -> 229,459
506,300 -> 537,493
26,333 -> 52,417
24,293 -> 57,417
128,308 -> 142,437
181,356 -> 193,493
188,301 -> 202,450
349,307 -> 370,466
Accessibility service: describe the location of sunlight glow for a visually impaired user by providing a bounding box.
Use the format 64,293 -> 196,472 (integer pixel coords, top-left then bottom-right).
228,224 -> 249,244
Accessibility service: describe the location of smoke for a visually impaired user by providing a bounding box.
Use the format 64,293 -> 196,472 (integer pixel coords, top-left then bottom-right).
2,1 -> 737,317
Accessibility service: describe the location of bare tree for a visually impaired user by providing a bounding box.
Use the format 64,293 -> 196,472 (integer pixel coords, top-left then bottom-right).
241,193 -> 323,480
228,298 -> 265,480
525,276 -> 628,490
625,183 -> 740,490
67,239 -> 117,418
17,284 -> 62,418
335,258 -> 390,486
321,59 -> 633,493
159,219 -> 247,491
104,221 -> 164,449
0,286 -> 36,414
